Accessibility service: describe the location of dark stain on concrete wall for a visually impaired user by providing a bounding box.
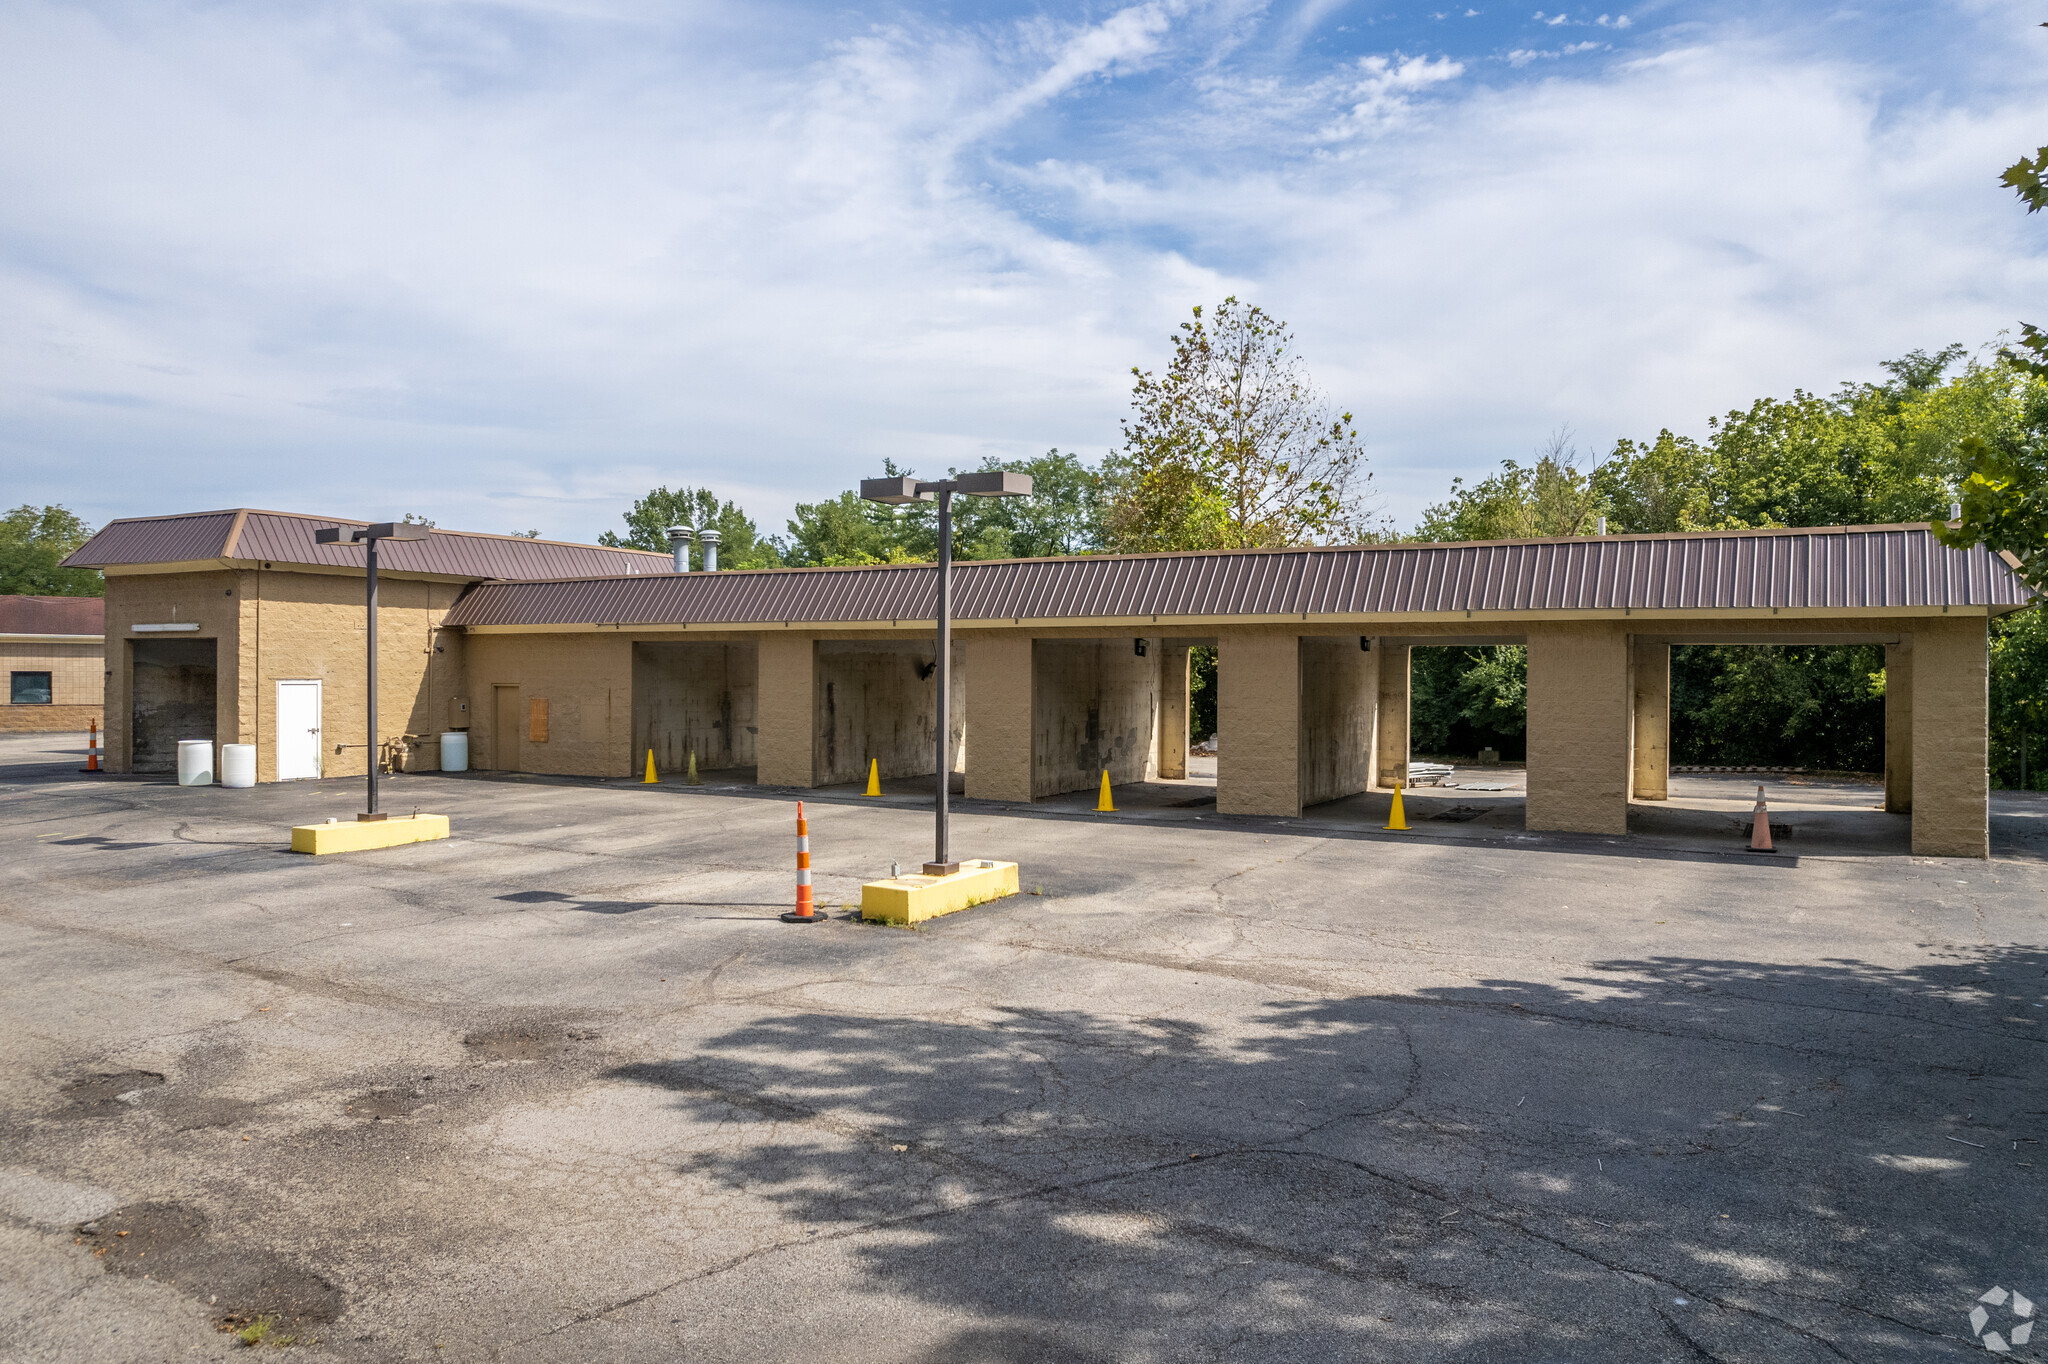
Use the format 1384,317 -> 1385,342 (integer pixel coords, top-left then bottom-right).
130,638 -> 217,773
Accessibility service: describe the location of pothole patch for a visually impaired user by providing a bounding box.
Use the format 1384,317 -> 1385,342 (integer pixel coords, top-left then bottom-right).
462,1024 -> 597,1062
76,1201 -> 345,1338
345,1089 -> 420,1120
61,1070 -> 166,1117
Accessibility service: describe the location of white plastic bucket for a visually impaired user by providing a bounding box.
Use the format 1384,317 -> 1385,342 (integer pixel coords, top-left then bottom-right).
221,744 -> 256,788
176,740 -> 214,786
440,731 -> 469,772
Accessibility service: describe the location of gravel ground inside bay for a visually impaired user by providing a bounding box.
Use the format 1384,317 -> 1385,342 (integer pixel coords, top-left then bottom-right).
2,731 -> 2046,1362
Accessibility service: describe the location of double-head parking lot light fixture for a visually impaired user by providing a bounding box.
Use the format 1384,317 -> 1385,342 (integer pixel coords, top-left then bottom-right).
314,521 -> 432,820
859,471 -> 1032,874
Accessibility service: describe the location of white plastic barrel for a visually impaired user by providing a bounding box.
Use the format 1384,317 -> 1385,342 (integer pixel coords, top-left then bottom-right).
440,731 -> 469,772
221,744 -> 256,788
176,740 -> 214,786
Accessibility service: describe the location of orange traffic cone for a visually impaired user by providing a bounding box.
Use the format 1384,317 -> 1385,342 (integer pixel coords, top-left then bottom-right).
781,801 -> 825,923
80,719 -> 103,774
1749,784 -> 1775,852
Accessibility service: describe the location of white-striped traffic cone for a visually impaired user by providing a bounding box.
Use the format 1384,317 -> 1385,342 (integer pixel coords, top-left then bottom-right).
780,801 -> 825,923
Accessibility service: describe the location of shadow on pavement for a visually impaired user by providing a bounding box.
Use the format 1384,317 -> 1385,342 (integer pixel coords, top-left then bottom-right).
605,945 -> 2047,1361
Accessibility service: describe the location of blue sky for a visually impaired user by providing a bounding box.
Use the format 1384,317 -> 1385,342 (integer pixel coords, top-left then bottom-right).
1,0 -> 2043,542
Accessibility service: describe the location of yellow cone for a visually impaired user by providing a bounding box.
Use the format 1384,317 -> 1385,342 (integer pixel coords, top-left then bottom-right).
1096,769 -> 1115,813
1384,781 -> 1408,831
686,750 -> 701,786
864,758 -> 882,797
642,749 -> 658,784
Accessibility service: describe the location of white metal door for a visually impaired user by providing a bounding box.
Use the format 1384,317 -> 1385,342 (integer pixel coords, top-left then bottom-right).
277,680 -> 322,780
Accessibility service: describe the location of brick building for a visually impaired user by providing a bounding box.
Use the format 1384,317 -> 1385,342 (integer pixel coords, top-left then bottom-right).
0,595 -> 104,733
63,508 -> 2036,857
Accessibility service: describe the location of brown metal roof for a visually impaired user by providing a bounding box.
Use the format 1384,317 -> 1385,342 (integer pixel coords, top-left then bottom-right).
62,509 -> 669,579
440,525 -> 2036,629
0,594 -> 105,635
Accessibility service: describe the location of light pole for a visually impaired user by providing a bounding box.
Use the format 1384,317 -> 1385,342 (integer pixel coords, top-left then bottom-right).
860,471 -> 1031,874
315,521 -> 431,820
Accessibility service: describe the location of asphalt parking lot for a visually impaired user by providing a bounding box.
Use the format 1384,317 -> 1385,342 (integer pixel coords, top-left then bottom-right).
2,732 -> 2045,1362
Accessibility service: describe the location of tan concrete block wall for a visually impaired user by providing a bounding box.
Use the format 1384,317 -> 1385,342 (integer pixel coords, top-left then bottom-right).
1910,618 -> 1987,857
631,641 -> 758,775
1299,636 -> 1376,808
755,633 -> 817,787
1217,629 -> 1299,817
461,631 -> 633,778
1630,640 -> 1670,800
101,572 -> 242,773
1032,638 -> 1158,799
0,703 -> 103,734
1373,642 -> 1409,790
1,640 -> 104,709
1526,625 -> 1630,835
1157,645 -> 1190,779
240,571 -> 468,783
966,634 -> 1033,803
1885,640 -> 1913,813
813,640 -> 963,787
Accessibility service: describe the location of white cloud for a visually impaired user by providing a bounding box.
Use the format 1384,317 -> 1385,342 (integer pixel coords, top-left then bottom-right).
0,2 -> 2040,539
1318,52 -> 1466,141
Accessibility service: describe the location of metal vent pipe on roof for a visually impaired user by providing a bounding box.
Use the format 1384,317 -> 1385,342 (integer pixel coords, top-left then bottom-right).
698,529 -> 720,572
666,525 -> 693,572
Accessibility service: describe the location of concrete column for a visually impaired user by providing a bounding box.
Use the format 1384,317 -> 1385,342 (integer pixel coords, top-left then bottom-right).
965,634 -> 1033,803
1157,644 -> 1190,779
1373,641 -> 1410,790
1217,630 -> 1300,817
1910,619 -> 1988,858
1884,640 -> 1913,814
754,632 -> 816,787
1630,639 -> 1669,800
1299,637 -> 1377,808
1526,626 -> 1630,835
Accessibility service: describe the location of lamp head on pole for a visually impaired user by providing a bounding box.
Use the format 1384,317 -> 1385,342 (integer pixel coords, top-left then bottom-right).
859,472 -> 1033,505
315,522 -> 431,545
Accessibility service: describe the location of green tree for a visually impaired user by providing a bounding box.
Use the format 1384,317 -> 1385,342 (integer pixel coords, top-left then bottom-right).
1104,298 -> 1376,552
1410,646 -> 1528,760
2000,144 -> 2048,377
1412,344 -> 2043,777
1417,430 -> 1603,541
600,486 -> 779,568
1670,645 -> 1886,772
1991,606 -> 2048,790
781,452 -> 1107,567
0,504 -> 101,596
1591,430 -> 1712,532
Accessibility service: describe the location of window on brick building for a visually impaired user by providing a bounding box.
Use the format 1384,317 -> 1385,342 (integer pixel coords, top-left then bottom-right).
10,672 -> 53,704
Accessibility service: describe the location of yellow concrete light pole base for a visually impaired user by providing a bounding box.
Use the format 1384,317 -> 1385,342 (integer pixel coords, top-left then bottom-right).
292,814 -> 450,855
864,759 -> 882,797
1096,770 -> 1115,813
642,750 -> 658,784
1384,783 -> 1408,831
862,861 -> 1019,924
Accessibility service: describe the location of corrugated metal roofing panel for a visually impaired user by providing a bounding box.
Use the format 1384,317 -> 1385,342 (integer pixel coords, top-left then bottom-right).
439,525 -> 2035,630
61,511 -> 239,566
0,594 -> 105,635
64,509 -> 669,580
